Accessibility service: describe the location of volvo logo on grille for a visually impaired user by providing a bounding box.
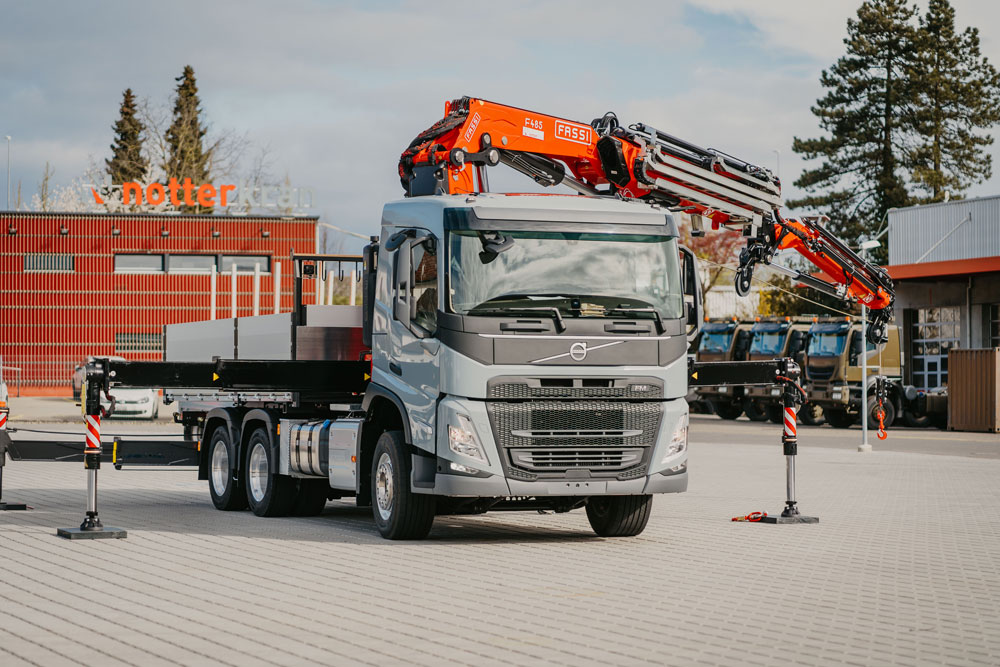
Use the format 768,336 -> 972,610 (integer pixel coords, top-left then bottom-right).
529,340 -> 625,364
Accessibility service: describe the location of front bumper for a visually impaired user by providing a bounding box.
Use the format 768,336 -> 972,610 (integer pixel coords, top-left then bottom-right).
424,395 -> 689,497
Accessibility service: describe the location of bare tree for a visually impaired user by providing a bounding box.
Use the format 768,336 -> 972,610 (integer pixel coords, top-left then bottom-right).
37,162 -> 54,211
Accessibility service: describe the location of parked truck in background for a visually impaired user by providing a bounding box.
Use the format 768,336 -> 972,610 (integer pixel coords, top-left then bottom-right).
742,317 -> 823,425
693,318 -> 751,419
804,317 -> 946,429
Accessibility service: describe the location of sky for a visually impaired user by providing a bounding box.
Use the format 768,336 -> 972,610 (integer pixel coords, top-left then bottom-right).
2,0 -> 999,252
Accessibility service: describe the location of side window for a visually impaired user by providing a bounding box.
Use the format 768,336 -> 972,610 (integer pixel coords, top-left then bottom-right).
411,239 -> 438,335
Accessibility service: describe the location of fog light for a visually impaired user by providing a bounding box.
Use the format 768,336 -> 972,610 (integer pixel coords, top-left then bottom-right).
832,391 -> 842,400
718,386 -> 728,394
770,387 -> 781,397
449,461 -> 480,475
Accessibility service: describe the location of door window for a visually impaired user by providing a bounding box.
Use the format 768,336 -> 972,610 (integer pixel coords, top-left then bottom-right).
411,240 -> 438,335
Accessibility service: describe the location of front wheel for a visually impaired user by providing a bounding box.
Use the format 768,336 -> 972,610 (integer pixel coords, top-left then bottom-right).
798,403 -> 825,426
711,400 -> 743,420
586,495 -> 653,537
743,399 -> 769,422
371,430 -> 436,540
867,397 -> 896,430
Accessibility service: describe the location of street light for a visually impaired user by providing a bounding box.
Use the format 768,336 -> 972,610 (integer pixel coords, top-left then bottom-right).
771,148 -> 781,184
5,136 -> 10,211
858,238 -> 881,453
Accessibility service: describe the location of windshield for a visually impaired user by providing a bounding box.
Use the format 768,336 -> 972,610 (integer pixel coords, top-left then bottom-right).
751,331 -> 786,356
808,332 -> 847,356
447,230 -> 683,320
699,331 -> 733,353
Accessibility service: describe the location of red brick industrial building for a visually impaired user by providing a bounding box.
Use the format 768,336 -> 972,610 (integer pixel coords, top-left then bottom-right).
0,211 -> 316,393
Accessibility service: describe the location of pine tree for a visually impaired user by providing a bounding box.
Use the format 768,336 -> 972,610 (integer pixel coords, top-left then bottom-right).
164,65 -> 211,213
105,88 -> 148,185
910,0 -> 1000,202
789,0 -> 919,261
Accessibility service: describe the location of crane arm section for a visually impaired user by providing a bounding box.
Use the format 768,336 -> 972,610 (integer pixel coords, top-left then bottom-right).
398,96 -> 894,344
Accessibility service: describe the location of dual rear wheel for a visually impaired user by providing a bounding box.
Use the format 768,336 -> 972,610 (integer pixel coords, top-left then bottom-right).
207,425 -> 329,517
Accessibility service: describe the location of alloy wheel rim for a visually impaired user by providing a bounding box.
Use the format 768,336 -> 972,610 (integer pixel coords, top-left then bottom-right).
249,442 -> 269,503
375,452 -> 394,521
210,440 -> 229,496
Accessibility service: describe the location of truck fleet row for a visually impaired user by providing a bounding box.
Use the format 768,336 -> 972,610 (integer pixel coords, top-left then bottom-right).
691,316 -> 947,429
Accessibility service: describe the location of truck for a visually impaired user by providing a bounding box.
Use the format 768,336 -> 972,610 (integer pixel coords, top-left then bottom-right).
693,318 -> 752,419
28,97 -> 898,539
804,317 -> 946,429
742,317 -> 823,425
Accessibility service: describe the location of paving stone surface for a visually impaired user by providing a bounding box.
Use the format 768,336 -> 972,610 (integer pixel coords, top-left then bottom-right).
1,429 -> 998,666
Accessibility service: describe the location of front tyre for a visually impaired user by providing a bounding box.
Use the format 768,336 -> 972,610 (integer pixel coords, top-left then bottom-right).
586,495 -> 653,537
245,427 -> 297,517
208,425 -> 247,511
711,400 -> 743,420
371,430 -> 435,540
743,399 -> 769,422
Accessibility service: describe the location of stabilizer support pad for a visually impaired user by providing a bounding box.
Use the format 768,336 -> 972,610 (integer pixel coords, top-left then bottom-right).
56,527 -> 128,540
760,515 -> 818,524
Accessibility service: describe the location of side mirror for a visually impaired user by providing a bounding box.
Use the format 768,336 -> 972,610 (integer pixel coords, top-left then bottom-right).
679,245 -> 703,342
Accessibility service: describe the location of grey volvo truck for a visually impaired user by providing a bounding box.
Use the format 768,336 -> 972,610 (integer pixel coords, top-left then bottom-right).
105,194 -> 700,540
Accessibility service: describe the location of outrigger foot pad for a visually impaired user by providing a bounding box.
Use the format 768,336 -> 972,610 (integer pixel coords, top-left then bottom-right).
57,526 -> 127,540
760,514 -> 819,524
0,502 -> 28,511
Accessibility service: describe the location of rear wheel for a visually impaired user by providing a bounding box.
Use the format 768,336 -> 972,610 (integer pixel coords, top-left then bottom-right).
903,410 -> 932,428
371,430 -> 436,540
711,400 -> 743,420
743,400 -> 769,422
767,404 -> 784,424
245,427 -> 297,517
798,403 -> 825,426
208,425 -> 247,511
293,479 -> 330,517
586,495 -> 653,537
867,397 -> 896,430
825,408 -> 857,429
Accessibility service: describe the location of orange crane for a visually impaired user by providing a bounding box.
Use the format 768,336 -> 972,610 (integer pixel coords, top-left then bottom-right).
399,96 -> 894,344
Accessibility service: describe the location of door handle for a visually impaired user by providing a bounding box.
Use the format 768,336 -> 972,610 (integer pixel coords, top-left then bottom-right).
389,362 -> 402,376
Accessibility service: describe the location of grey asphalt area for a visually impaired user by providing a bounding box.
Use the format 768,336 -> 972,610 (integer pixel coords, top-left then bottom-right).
0,416 -> 998,666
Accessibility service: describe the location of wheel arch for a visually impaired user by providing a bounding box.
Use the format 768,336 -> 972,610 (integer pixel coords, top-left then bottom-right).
359,386 -> 409,499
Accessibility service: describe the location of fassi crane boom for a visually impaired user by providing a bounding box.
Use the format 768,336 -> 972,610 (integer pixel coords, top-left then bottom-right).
399,96 -> 894,344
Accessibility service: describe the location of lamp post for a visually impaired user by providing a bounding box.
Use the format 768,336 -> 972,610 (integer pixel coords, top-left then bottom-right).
5,136 -> 10,211
772,148 -> 781,184
858,238 -> 881,453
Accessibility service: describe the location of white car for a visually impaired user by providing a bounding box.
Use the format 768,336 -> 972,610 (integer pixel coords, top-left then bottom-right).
102,387 -> 159,419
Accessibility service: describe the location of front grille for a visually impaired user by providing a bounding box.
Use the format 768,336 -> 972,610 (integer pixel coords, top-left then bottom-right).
510,448 -> 642,471
807,365 -> 834,381
489,381 -> 662,400
487,400 -> 662,480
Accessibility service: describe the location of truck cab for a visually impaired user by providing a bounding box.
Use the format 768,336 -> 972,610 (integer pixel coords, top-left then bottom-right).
804,318 -> 903,428
693,318 -> 751,419
361,194 -> 695,537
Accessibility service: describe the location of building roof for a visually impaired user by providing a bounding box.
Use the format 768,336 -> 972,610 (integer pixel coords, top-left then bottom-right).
888,195 -> 1000,274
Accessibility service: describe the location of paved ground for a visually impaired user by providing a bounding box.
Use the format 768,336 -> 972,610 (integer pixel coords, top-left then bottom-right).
1,419 -> 998,666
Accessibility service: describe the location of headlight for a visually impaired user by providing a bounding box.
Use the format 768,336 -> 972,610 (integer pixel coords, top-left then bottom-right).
718,386 -> 728,394
831,391 -> 842,400
770,387 -> 781,397
448,414 -> 487,464
661,414 -> 688,464
138,395 -> 151,404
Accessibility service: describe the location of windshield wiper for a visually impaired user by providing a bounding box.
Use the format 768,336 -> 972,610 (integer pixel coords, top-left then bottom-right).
469,306 -> 566,332
607,305 -> 665,334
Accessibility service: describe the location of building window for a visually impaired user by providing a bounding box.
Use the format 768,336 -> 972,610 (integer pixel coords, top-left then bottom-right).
114,254 -> 164,273
991,305 -> 1000,347
168,255 -> 216,273
24,253 -> 74,272
115,333 -> 163,353
220,255 -> 270,273
910,306 -> 960,390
